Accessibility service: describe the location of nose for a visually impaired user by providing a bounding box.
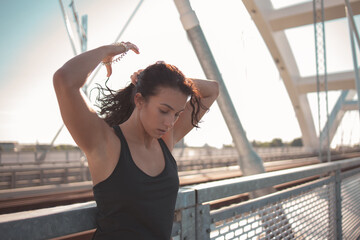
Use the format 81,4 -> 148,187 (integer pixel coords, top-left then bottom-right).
164,115 -> 175,129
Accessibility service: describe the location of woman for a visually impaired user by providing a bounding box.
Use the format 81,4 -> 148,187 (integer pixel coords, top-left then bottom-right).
53,42 -> 219,239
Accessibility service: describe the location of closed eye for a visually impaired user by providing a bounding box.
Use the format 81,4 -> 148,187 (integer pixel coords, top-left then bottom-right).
175,110 -> 184,117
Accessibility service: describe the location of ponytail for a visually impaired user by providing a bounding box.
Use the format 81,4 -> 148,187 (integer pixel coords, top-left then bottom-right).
95,62 -> 207,128
95,78 -> 135,126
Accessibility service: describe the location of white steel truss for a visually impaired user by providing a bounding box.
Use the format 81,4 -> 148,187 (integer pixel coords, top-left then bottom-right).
242,0 -> 360,150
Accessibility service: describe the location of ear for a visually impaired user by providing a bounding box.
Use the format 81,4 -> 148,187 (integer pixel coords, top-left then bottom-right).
134,93 -> 145,109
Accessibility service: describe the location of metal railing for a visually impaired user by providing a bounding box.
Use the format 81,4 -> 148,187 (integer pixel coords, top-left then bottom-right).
1,157 -> 360,240
0,147 -> 314,166
0,163 -> 91,190
0,149 -> 84,166
0,147 -> 320,190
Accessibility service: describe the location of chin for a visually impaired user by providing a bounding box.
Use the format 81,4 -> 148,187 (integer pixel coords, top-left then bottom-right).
156,130 -> 167,138
147,130 -> 162,139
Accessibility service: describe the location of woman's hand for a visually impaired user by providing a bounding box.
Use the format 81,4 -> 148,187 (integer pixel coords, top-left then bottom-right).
103,42 -> 140,77
128,60 -> 164,85
130,69 -> 144,85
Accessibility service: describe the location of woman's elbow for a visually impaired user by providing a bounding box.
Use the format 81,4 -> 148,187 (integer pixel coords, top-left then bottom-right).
53,68 -> 66,89
53,67 -> 75,90
211,80 -> 220,99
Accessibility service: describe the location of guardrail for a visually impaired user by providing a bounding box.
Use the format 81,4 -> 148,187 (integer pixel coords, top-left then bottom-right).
0,157 -> 319,190
0,155 -> 320,190
0,147 -> 314,166
0,163 -> 91,190
1,157 -> 360,239
0,150 -> 85,166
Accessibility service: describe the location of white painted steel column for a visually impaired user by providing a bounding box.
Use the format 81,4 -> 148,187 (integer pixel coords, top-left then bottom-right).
345,0 -> 360,117
59,0 -> 78,56
320,90 -> 356,149
173,0 -> 269,180
242,0 -> 319,151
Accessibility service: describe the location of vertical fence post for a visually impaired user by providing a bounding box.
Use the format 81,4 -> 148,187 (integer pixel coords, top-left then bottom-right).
16,151 -> 20,164
335,169 -> 343,240
80,156 -> 87,181
40,169 -> 44,185
180,207 -> 196,240
196,204 -> 211,240
64,168 -> 69,184
66,150 -> 70,163
11,171 -> 16,188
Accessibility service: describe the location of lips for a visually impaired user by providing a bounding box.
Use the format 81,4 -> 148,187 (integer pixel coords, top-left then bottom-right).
157,129 -> 167,135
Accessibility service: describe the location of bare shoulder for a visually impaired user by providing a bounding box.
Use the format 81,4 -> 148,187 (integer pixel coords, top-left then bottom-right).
162,129 -> 175,152
85,125 -> 122,186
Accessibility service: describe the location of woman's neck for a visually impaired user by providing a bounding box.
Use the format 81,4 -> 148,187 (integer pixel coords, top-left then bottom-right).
121,110 -> 156,149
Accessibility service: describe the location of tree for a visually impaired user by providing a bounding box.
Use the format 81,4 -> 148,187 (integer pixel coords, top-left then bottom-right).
251,140 -> 259,147
290,138 -> 303,147
270,138 -> 283,147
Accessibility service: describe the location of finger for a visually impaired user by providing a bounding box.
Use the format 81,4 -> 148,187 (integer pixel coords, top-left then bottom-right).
131,69 -> 143,78
106,64 -> 112,77
126,42 -> 140,54
130,74 -> 137,85
130,47 -> 139,54
131,69 -> 143,85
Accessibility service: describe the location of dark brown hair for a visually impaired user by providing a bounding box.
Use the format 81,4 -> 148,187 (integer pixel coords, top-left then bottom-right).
95,62 -> 207,127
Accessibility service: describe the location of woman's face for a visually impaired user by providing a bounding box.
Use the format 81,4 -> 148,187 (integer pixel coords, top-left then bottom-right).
139,87 -> 188,138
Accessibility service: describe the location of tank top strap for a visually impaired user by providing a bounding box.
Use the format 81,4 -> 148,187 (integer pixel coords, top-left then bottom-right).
158,138 -> 177,167
112,125 -> 126,144
158,138 -> 169,152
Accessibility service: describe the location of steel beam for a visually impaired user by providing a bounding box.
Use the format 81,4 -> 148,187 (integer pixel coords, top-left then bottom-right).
343,100 -> 359,111
298,71 -> 355,93
269,0 -> 360,31
345,0 -> 360,116
173,0 -> 269,182
243,0 -> 319,149
320,90 -> 356,149
242,0 -> 360,151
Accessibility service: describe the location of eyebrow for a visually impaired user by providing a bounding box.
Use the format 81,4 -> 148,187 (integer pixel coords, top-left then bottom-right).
160,103 -> 185,112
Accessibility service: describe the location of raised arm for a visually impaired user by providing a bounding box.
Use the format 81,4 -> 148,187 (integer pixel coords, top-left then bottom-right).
53,43 -> 139,153
169,78 -> 219,148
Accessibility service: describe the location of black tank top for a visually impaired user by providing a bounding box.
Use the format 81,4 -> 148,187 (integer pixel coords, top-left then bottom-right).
92,126 -> 179,240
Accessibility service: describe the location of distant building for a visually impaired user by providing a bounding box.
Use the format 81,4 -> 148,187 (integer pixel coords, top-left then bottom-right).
174,138 -> 185,148
0,142 -> 19,151
18,144 -> 51,152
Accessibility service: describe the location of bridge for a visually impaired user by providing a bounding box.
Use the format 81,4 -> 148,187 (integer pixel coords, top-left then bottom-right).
1,0 -> 360,239
1,156 -> 360,239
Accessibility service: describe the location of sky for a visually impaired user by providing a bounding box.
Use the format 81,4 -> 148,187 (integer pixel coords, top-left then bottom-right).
0,0 -> 359,148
